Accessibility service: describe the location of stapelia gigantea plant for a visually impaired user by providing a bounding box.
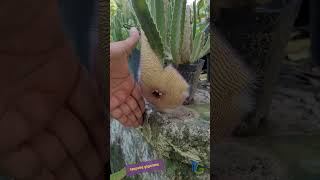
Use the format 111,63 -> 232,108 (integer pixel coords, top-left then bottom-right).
131,0 -> 210,66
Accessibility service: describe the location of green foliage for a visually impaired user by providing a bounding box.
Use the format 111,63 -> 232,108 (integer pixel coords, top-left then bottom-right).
196,0 -> 210,24
110,168 -> 127,180
190,0 -> 210,63
154,0 -> 165,42
131,0 -> 165,62
110,0 -> 138,42
170,0 -> 187,64
165,159 -> 178,177
131,0 -> 210,65
111,0 -> 118,17
190,23 -> 209,63
111,0 -> 210,65
192,1 -> 197,39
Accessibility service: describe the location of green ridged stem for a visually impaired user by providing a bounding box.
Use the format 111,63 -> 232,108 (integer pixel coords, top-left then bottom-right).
191,31 -> 203,62
155,0 -> 165,44
198,35 -> 210,60
192,0 -> 197,39
131,0 -> 165,65
181,5 -> 192,64
170,0 -> 187,64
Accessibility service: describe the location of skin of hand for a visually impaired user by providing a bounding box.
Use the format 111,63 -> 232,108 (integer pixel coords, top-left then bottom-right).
110,28 -> 145,127
0,1 -> 106,179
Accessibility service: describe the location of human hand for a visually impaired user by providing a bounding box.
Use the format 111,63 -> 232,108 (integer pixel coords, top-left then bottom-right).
110,27 -> 145,127
0,50 -> 107,180
0,1 -> 106,179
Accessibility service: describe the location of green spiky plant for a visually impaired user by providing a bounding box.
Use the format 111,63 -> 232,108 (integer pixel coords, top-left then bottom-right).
190,0 -> 210,62
131,0 -> 210,66
110,0 -> 139,42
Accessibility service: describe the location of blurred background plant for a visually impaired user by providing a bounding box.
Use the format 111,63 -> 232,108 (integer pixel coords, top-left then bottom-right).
110,0 -> 138,42
189,0 -> 210,64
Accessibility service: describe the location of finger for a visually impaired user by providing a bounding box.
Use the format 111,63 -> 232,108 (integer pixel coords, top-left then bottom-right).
30,131 -> 68,171
122,113 -> 138,127
0,92 -> 62,154
117,115 -> 128,125
49,108 -> 103,179
131,85 -> 145,113
132,122 -> 139,128
53,158 -> 83,180
122,27 -> 140,55
137,97 -> 145,124
138,97 -> 145,114
127,121 -> 139,128
16,92 -> 62,137
110,90 -> 127,111
126,113 -> 137,124
0,109 -> 29,154
130,116 -> 140,128
111,108 -> 123,119
120,103 -> 131,115
0,145 -> 41,179
110,79 -> 134,110
49,109 -> 90,156
127,96 -> 144,126
68,68 -> 107,162
131,84 -> 143,104
0,51 -> 78,151
125,96 -> 142,121
110,27 -> 140,58
124,120 -> 134,127
134,107 -> 143,125
21,168 -> 56,180
73,142 -> 103,179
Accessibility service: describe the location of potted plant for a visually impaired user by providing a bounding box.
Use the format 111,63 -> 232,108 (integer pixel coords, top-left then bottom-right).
131,0 -> 210,104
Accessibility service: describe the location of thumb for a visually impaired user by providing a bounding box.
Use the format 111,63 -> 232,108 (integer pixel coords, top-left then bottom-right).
122,27 -> 140,55
110,27 -> 140,59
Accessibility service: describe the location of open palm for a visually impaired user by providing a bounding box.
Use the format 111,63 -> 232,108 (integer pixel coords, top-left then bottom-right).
110,28 -> 145,127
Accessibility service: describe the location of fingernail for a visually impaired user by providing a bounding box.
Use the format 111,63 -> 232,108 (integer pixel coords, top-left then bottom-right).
129,27 -> 139,36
